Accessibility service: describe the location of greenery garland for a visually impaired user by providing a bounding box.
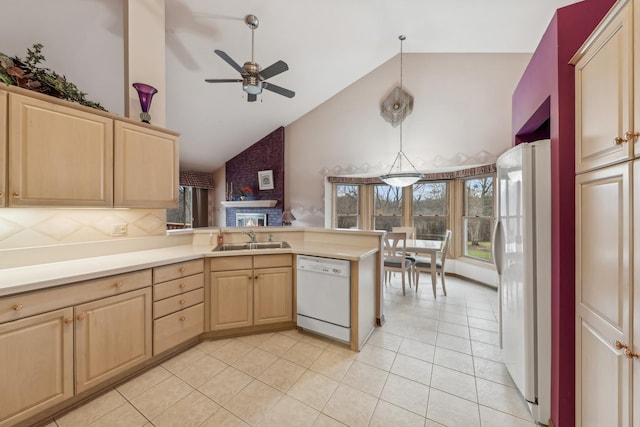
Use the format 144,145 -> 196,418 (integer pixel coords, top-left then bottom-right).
0,43 -> 106,111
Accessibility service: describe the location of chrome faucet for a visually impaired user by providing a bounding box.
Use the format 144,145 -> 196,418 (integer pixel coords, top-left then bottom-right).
243,230 -> 257,243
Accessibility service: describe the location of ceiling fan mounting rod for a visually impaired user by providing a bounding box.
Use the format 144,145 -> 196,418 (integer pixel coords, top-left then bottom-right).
245,14 -> 259,63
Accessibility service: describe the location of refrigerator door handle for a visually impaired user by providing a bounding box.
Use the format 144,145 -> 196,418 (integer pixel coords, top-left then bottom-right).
492,220 -> 505,275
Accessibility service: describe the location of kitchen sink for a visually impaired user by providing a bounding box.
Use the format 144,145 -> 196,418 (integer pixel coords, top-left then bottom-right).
212,241 -> 291,252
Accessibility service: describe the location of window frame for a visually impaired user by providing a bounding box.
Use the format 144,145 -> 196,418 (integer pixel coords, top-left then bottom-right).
462,174 -> 495,262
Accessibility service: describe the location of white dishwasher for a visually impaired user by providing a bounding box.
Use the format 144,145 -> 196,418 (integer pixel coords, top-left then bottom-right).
296,255 -> 351,342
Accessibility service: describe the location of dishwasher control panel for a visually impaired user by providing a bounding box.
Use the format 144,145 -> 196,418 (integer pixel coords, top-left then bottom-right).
296,255 -> 350,276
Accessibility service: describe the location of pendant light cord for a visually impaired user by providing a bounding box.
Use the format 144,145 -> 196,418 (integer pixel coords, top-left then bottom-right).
399,35 -> 406,167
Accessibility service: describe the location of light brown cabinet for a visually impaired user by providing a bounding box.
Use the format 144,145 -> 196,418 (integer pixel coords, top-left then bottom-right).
75,287 -> 152,393
8,92 -> 114,207
253,266 -> 293,325
0,86 -> 178,208
0,269 -> 152,424
0,308 -> 74,427
152,260 -> 204,354
0,90 -> 7,207
114,121 -> 179,208
209,254 -> 293,331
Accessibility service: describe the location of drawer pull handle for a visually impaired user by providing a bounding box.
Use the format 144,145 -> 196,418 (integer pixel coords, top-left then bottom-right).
179,299 -> 186,304
115,282 -> 124,288
179,316 -> 186,321
64,318 -> 73,324
77,313 -> 85,321
179,283 -> 186,289
615,340 -> 640,359
13,304 -> 24,311
255,275 -> 259,280
179,267 -> 185,273
0,192 -> 3,198
615,131 -> 640,145
12,192 -> 19,199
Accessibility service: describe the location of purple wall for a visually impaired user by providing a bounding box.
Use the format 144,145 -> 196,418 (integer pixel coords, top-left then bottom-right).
225,126 -> 285,227
226,126 -> 285,206
511,1 -> 616,425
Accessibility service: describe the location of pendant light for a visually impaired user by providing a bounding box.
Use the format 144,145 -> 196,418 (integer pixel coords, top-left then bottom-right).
380,35 -> 422,187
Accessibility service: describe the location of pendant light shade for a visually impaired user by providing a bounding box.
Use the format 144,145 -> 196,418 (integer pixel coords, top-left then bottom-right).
380,35 -> 422,187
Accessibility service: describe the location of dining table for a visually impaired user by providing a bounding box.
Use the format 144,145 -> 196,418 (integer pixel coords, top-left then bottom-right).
405,239 -> 444,291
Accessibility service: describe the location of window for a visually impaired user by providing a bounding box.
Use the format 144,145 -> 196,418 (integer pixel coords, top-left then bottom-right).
335,184 -> 359,228
373,185 -> 402,231
413,181 -> 448,240
166,186 -> 209,229
464,176 -> 494,261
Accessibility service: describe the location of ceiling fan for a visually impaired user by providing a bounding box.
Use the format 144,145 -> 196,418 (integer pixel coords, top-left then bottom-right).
205,14 -> 295,102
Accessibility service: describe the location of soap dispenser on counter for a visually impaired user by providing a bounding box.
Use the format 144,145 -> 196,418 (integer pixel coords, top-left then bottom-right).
216,230 -> 224,246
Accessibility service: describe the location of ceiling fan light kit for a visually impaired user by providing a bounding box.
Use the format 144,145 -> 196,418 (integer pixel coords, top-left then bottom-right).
205,14 -> 295,102
380,35 -> 422,187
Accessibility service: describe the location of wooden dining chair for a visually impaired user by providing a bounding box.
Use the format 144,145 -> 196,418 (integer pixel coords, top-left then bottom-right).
392,226 -> 417,278
383,232 -> 413,296
414,229 -> 452,298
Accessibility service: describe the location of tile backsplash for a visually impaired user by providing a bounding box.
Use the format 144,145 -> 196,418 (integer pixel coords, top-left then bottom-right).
0,208 -> 167,250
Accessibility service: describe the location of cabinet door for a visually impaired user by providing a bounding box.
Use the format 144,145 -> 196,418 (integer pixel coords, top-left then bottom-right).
254,267 -> 293,325
575,163 -> 632,426
210,270 -> 253,330
75,288 -> 152,393
0,90 -> 6,208
9,93 -> 113,206
634,160 -> 640,427
114,121 -> 178,208
0,308 -> 73,427
575,1 -> 633,173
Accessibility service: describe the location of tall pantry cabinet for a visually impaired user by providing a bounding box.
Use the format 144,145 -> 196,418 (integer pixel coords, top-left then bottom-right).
572,0 -> 638,425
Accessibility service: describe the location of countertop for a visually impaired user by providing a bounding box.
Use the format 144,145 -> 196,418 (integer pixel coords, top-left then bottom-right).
0,243 -> 379,297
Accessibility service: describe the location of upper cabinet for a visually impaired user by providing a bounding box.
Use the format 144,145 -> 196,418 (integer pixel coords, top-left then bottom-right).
0,90 -> 6,208
1,86 -> 179,208
573,0 -> 636,173
9,93 -> 114,207
114,121 -> 178,208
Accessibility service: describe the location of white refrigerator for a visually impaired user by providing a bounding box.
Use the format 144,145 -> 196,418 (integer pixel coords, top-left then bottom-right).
492,140 -> 551,425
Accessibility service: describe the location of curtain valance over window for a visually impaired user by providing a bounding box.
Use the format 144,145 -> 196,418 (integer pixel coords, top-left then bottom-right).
180,171 -> 215,189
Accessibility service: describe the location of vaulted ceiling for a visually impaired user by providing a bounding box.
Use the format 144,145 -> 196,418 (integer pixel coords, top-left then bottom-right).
1,0 -> 580,172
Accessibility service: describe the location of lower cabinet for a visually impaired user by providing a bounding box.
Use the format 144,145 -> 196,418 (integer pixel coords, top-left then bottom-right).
253,267 -> 293,325
152,260 -> 204,354
75,288 -> 152,393
210,254 -> 293,331
210,269 -> 254,330
0,308 -> 74,427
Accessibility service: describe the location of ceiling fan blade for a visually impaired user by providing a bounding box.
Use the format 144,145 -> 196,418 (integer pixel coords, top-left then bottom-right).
263,82 -> 295,98
247,93 -> 257,102
259,60 -> 289,80
204,78 -> 243,83
214,49 -> 245,75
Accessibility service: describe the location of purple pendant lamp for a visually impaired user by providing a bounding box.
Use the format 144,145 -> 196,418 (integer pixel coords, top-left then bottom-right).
132,83 -> 157,123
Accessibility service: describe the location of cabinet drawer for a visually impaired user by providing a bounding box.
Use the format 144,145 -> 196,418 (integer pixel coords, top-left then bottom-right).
153,273 -> 203,301
254,254 -> 293,269
0,269 -> 151,323
153,288 -> 204,319
153,259 -> 203,284
210,256 -> 252,271
154,303 -> 204,355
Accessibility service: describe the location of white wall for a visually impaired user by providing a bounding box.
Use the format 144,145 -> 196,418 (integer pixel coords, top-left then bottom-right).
285,53 -> 531,227
0,0 -> 124,115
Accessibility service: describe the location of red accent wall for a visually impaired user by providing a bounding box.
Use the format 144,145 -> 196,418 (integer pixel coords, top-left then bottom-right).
511,1 -> 616,425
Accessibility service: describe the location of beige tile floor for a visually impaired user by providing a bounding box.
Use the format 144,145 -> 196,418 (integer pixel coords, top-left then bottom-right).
45,275 -> 536,427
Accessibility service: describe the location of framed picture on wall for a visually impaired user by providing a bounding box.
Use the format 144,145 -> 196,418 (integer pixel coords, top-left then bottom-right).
258,170 -> 274,190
